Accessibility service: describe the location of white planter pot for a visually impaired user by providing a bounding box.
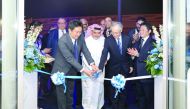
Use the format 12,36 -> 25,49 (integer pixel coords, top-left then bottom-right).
154,75 -> 165,109
24,72 -> 38,109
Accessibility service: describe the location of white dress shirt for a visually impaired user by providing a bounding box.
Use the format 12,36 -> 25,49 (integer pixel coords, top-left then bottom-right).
70,37 -> 76,45
115,35 -> 122,48
58,29 -> 66,39
142,36 -> 149,47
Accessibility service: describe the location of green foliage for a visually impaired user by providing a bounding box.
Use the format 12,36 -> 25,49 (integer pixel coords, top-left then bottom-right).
145,41 -> 163,76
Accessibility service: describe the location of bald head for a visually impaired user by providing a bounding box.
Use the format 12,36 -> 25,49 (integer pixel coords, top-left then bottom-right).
105,17 -> 112,21
100,19 -> 105,29
57,18 -> 66,30
80,18 -> 88,24
80,18 -> 88,31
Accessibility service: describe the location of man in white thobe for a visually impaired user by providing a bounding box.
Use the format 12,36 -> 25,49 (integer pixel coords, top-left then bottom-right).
82,24 -> 105,109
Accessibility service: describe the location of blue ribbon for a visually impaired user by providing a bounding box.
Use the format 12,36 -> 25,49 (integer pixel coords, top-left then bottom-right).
35,69 -> 88,79
36,70 -> 88,93
35,69 -> 51,75
36,69 -> 126,97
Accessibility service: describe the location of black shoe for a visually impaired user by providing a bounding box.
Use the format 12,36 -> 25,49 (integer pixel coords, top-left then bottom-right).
75,105 -> 83,109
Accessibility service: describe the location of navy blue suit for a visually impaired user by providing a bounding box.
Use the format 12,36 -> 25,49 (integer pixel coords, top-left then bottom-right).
99,34 -> 133,77
127,28 -> 137,39
47,29 -> 59,58
134,36 -> 155,77
133,36 -> 155,109
99,34 -> 132,109
47,29 -> 69,58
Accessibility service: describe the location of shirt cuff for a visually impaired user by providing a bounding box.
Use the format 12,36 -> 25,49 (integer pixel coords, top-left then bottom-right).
80,67 -> 85,72
90,62 -> 95,66
136,53 -> 139,57
40,50 -> 45,56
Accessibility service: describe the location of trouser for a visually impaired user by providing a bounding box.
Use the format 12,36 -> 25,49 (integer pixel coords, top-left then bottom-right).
135,79 -> 154,109
56,69 -> 77,109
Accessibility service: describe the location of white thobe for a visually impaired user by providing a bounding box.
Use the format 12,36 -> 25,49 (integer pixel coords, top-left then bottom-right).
82,36 -> 105,109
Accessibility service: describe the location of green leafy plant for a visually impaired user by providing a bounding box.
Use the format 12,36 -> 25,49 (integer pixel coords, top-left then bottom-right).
146,42 -> 163,76
146,25 -> 163,76
24,26 -> 45,73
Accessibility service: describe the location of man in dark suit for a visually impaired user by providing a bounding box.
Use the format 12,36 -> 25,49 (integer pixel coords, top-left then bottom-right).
80,18 -> 88,37
52,20 -> 99,109
47,18 -> 67,58
102,17 -> 113,108
127,17 -> 147,44
99,21 -> 133,109
128,22 -> 155,109
103,17 -> 112,38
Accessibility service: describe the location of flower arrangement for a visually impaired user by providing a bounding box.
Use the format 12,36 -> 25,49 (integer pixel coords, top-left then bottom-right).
24,25 -> 45,73
111,74 -> 126,98
145,25 -> 163,76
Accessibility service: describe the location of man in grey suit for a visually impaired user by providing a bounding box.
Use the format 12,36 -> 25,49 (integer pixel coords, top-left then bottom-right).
52,20 -> 99,109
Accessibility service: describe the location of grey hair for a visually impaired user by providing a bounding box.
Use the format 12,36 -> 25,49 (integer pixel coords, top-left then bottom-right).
80,18 -> 88,23
57,17 -> 66,22
111,21 -> 123,31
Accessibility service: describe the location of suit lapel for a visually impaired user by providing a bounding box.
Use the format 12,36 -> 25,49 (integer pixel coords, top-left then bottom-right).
65,33 -> 74,52
55,29 -> 59,41
121,35 -> 126,55
140,36 -> 152,52
76,36 -> 81,53
111,36 -> 122,55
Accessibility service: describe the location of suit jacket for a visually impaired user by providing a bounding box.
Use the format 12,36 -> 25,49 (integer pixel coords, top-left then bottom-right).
127,28 -> 140,42
47,29 -> 59,58
103,28 -> 111,38
47,29 -> 68,58
128,28 -> 136,38
99,34 -> 133,78
52,33 -> 94,75
134,36 -> 155,77
41,33 -> 49,50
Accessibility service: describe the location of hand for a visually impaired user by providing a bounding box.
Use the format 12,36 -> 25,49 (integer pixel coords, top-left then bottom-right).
132,33 -> 140,44
127,48 -> 134,56
127,48 -> 139,57
83,69 -> 94,77
43,48 -> 52,54
133,33 -> 140,41
91,64 -> 99,72
129,67 -> 133,73
104,60 -> 108,65
45,54 -> 52,58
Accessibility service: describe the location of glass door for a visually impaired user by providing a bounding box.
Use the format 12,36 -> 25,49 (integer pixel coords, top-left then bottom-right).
186,0 -> 190,109
1,0 -> 24,108
166,0 -> 188,109
1,0 -> 18,107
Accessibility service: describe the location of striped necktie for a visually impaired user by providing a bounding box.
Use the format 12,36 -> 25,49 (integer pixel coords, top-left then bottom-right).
73,40 -> 78,61
117,37 -> 122,54
140,38 -> 144,48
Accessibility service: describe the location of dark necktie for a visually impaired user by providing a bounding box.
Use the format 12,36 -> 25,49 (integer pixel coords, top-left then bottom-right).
62,30 -> 65,34
73,40 -> 78,61
106,29 -> 111,37
140,38 -> 144,48
117,38 -> 122,54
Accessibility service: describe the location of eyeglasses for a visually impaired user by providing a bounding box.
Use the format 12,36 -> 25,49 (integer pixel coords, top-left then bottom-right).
57,22 -> 66,25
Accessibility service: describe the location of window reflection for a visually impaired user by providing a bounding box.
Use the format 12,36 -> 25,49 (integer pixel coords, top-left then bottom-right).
0,25 -> 1,109
186,23 -> 190,70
